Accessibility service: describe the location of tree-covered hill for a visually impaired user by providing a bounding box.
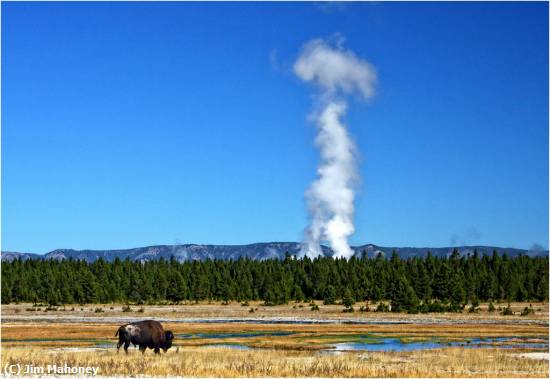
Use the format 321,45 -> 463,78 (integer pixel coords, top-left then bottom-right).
2,242 -> 546,263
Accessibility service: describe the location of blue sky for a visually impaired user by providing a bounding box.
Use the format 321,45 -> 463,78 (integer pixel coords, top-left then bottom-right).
2,2 -> 548,254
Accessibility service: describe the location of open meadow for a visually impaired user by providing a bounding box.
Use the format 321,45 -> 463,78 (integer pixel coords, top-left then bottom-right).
1,301 -> 548,377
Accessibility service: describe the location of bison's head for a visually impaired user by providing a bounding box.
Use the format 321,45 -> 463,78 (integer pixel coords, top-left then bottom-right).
163,330 -> 174,352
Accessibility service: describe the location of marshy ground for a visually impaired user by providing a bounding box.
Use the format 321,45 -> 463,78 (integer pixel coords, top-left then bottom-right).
1,301 -> 548,377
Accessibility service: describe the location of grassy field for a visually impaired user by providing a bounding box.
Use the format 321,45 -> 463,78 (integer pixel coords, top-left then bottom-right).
1,302 -> 548,377
1,346 -> 548,377
2,301 -> 548,322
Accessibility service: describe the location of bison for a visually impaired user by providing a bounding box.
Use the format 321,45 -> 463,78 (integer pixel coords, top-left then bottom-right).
115,320 -> 174,354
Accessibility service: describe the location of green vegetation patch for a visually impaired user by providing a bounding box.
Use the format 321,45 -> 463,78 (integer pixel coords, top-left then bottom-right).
2,251 -> 547,313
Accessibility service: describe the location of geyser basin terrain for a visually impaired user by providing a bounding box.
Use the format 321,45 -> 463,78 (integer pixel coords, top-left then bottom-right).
2,303 -> 548,377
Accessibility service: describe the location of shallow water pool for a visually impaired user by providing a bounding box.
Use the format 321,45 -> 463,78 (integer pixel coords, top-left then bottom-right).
328,336 -> 549,353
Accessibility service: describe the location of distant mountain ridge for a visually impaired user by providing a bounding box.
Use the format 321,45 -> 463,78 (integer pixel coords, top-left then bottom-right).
1,243 -> 547,263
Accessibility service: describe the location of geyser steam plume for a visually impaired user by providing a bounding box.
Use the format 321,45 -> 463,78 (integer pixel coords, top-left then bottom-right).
294,37 -> 376,259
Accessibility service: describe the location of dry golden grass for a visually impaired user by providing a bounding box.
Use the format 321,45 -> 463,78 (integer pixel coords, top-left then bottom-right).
2,301 -> 548,322
1,323 -> 113,340
1,346 -> 548,377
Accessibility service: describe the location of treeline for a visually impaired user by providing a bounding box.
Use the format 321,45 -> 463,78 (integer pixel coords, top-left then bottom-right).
1,251 -> 548,312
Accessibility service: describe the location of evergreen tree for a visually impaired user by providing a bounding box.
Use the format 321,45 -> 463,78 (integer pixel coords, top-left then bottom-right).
342,288 -> 355,308
390,272 -> 419,312
323,285 -> 337,305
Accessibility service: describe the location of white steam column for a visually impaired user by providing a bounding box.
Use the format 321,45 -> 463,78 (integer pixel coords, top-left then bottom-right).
294,37 -> 377,259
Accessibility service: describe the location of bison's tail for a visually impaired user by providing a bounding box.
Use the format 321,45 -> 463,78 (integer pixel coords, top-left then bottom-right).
115,329 -> 119,337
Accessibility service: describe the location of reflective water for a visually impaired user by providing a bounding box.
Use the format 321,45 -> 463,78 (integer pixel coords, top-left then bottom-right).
6,333 -> 548,353
329,336 -> 549,353
332,339 -> 441,352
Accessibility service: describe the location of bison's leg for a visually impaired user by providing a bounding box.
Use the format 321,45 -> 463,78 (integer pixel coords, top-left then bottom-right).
154,347 -> 160,354
124,341 -> 130,354
139,345 -> 147,354
116,330 -> 123,353
117,337 -> 124,353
